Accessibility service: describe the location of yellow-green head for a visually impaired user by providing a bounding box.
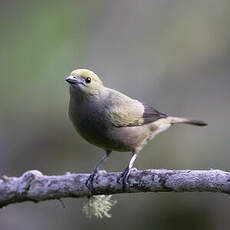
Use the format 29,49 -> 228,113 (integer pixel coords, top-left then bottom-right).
66,69 -> 104,96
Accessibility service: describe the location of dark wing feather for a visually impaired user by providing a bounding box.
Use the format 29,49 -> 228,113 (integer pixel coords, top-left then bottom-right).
142,103 -> 167,125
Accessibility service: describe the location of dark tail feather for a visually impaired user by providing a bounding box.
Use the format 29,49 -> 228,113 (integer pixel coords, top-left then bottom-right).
167,117 -> 208,126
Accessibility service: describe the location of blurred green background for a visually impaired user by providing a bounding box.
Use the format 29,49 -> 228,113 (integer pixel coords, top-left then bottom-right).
1,0 -> 230,229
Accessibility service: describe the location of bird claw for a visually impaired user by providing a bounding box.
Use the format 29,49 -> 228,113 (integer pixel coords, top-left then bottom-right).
85,171 -> 97,193
117,167 -> 130,190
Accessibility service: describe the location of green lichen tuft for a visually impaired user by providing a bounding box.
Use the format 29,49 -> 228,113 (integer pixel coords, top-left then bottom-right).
82,195 -> 117,219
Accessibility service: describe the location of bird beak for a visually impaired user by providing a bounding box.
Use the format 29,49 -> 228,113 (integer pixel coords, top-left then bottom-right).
65,76 -> 78,84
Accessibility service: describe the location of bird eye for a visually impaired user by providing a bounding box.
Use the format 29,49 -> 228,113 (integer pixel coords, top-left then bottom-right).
85,77 -> 91,84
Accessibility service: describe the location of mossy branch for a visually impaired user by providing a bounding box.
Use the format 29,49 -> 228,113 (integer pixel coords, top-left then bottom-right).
1,169 -> 230,208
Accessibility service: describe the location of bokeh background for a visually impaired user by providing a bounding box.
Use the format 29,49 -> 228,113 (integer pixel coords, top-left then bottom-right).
1,0 -> 230,229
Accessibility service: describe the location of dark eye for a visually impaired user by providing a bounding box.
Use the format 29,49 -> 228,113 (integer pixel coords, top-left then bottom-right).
85,77 -> 91,84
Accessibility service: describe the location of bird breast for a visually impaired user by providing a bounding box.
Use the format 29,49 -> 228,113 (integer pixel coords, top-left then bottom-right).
68,98 -> 152,152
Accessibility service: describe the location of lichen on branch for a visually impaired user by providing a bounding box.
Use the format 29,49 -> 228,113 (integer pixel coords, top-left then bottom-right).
1,169 -> 230,208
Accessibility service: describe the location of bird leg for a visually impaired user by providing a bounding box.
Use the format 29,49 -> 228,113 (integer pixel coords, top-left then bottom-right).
86,150 -> 111,193
118,152 -> 137,190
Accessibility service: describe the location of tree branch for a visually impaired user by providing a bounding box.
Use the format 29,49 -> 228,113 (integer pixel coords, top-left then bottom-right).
1,169 -> 230,208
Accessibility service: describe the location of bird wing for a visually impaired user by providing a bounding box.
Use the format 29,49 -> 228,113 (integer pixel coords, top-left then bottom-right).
105,89 -> 167,127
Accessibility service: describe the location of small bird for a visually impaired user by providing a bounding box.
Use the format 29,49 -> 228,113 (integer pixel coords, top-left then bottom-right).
66,69 -> 207,190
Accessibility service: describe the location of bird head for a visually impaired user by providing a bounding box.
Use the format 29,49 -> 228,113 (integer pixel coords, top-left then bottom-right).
66,69 -> 104,96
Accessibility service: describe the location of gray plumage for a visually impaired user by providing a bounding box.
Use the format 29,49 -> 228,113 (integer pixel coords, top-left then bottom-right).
66,69 -> 207,190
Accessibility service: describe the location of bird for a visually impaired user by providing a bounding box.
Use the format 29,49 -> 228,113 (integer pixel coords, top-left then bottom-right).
65,69 -> 207,191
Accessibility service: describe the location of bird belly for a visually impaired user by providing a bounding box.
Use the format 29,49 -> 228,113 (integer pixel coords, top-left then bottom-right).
69,100 -> 153,152
72,116 -> 151,152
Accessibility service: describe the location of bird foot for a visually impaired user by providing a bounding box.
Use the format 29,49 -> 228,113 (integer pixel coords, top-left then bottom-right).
85,171 -> 97,193
117,167 -> 131,190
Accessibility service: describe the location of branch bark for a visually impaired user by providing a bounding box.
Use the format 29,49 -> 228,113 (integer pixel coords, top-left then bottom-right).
1,169 -> 230,208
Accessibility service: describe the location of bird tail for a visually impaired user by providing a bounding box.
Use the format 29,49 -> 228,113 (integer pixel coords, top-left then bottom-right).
166,116 -> 208,127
